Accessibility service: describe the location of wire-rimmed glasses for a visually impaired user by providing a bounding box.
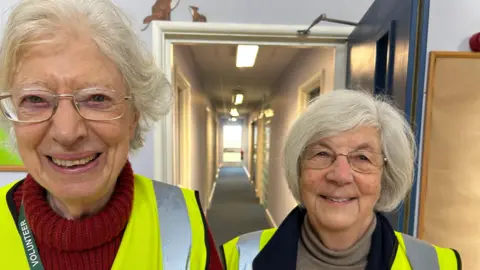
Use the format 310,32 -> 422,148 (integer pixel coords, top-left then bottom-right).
0,88 -> 133,123
301,146 -> 387,174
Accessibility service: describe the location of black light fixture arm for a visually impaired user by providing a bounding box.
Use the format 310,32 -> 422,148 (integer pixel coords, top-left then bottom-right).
297,13 -> 358,36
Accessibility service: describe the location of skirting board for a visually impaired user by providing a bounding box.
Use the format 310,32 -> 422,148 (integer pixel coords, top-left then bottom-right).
207,181 -> 217,211
265,208 -> 278,228
205,167 -> 222,215
243,166 -> 251,180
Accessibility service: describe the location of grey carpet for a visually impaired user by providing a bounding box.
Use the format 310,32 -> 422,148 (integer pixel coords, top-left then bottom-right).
207,166 -> 272,248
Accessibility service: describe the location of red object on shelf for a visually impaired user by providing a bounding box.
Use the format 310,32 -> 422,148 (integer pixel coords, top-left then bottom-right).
470,32 -> 480,52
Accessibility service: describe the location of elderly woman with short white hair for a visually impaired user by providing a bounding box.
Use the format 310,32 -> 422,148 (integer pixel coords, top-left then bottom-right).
0,0 -> 222,269
221,90 -> 461,269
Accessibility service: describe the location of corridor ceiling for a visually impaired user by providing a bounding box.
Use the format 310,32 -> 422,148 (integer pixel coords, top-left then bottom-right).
183,44 -> 307,117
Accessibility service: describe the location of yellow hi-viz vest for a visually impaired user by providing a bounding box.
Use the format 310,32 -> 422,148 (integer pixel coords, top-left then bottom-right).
0,174 -> 208,269
222,228 -> 459,270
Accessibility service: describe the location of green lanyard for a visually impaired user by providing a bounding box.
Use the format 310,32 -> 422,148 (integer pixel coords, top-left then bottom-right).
18,203 -> 45,270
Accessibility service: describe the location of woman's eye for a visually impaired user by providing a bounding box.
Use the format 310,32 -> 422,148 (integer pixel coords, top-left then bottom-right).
355,154 -> 371,162
90,94 -> 107,102
24,95 -> 46,103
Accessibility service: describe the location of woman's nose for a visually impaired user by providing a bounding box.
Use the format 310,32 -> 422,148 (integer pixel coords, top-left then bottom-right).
49,99 -> 87,147
326,155 -> 354,185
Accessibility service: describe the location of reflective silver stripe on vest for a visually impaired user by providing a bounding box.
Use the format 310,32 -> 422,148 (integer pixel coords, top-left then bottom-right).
153,180 -> 192,269
237,230 -> 262,270
402,233 -> 440,270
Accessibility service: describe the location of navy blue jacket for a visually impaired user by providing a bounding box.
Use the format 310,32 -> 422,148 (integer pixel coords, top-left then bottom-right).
252,206 -> 409,270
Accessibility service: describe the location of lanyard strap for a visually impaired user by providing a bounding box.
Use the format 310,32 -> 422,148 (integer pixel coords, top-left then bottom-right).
18,204 -> 45,270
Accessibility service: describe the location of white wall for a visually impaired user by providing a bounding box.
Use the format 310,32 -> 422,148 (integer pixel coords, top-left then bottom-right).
267,47 -> 336,225
174,45 -> 216,208
426,0 -> 480,52
0,172 -> 26,187
0,0 -> 373,187
241,119 -> 249,168
1,0 -> 375,51
116,0 -> 374,53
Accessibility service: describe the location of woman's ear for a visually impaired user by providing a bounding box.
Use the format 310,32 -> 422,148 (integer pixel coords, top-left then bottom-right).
129,109 -> 139,140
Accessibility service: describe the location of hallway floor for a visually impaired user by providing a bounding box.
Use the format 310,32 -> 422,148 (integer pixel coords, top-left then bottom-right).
207,166 -> 272,247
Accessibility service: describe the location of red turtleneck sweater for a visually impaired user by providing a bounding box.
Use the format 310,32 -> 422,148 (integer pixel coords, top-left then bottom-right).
13,162 -> 222,270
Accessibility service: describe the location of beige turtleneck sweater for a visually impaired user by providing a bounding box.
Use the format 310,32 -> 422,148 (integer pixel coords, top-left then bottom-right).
296,215 -> 377,270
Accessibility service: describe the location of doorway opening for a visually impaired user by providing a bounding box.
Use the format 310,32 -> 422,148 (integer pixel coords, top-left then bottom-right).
250,121 -> 258,183
374,31 -> 389,95
222,124 -> 243,162
308,86 -> 321,101
151,21 -> 352,230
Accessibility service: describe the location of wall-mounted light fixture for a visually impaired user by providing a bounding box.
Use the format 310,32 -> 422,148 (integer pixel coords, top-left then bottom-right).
236,45 -> 259,68
232,93 -> 244,105
230,108 -> 239,117
230,117 -> 237,122
264,108 -> 275,118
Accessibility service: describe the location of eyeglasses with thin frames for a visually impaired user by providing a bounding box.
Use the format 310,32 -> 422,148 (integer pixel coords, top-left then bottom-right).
0,88 -> 133,123
301,146 -> 387,174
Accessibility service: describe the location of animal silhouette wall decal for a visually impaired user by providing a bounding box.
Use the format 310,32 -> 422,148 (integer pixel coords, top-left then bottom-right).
142,0 -> 180,31
189,6 -> 207,22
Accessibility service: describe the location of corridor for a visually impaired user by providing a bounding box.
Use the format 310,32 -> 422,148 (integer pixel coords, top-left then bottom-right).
207,166 -> 272,246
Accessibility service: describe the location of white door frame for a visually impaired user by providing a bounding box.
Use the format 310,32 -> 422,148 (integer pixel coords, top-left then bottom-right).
297,69 -> 326,112
151,21 -> 353,184
172,68 -> 192,188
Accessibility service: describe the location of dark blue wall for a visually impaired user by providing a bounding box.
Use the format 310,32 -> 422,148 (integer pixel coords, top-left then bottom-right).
346,0 -> 430,234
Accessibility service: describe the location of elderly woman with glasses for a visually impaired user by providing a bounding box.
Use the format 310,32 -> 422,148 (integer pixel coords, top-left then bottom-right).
0,0 -> 222,269
221,90 -> 461,270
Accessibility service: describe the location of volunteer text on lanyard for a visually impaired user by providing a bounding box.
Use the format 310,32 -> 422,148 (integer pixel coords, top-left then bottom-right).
18,203 -> 45,270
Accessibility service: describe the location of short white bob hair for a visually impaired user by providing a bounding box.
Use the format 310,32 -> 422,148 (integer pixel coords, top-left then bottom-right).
283,89 -> 416,212
0,0 -> 172,151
